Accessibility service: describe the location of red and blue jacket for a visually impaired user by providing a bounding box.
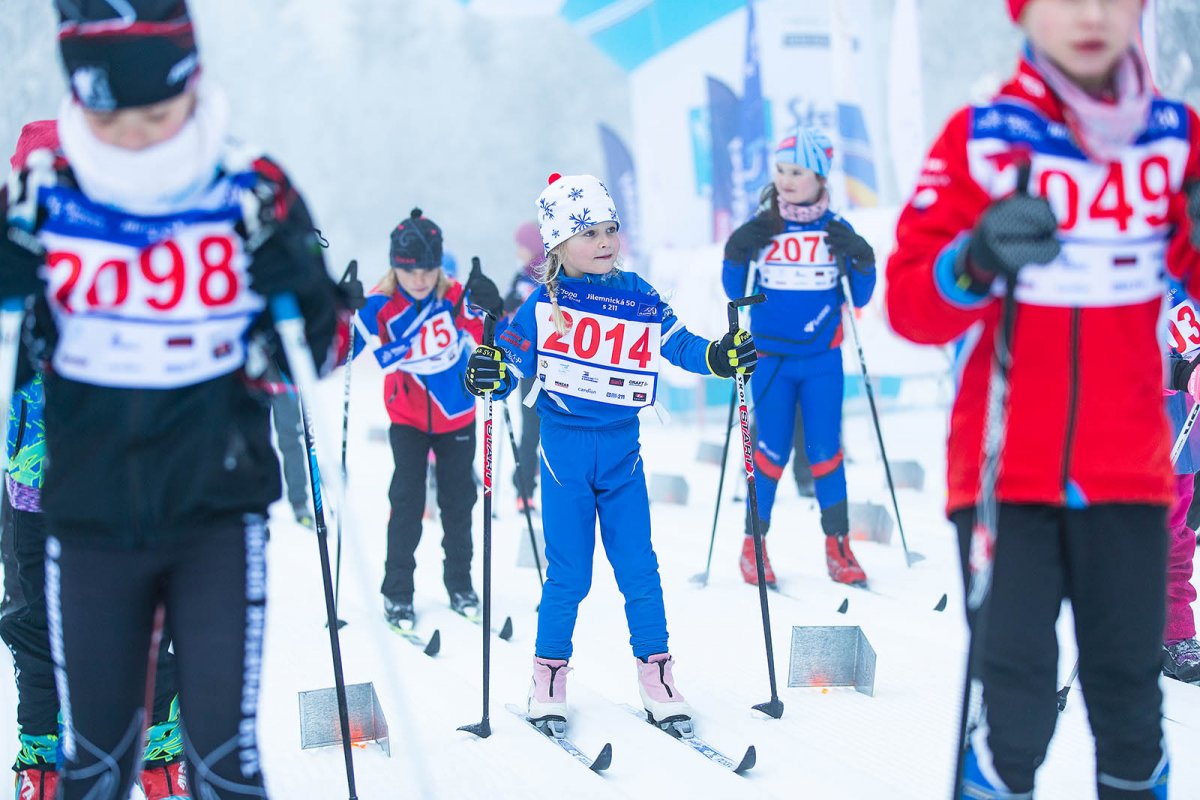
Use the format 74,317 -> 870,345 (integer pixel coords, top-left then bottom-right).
352,280 -> 484,434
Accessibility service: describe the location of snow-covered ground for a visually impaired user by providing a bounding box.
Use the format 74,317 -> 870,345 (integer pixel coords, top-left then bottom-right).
5,324 -> 1200,798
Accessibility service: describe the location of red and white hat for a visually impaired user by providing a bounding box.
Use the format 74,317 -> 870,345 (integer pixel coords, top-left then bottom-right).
535,173 -> 620,255
56,0 -> 200,111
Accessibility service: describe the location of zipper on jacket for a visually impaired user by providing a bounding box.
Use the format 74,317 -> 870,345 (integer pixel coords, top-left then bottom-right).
1061,308 -> 1081,499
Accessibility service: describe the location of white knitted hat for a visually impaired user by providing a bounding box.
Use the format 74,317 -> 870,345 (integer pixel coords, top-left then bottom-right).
535,172 -> 620,254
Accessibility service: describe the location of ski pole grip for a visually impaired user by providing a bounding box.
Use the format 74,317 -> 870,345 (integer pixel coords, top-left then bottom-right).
727,294 -> 766,333
479,308 -> 496,347
1015,159 -> 1032,196
341,259 -> 358,283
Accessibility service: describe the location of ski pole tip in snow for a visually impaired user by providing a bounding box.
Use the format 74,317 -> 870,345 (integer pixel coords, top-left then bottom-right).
752,699 -> 784,720
457,720 -> 492,739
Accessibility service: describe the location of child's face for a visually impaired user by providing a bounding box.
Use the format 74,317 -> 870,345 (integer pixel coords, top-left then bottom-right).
395,267 -> 440,299
560,221 -> 620,278
1023,0 -> 1143,92
773,163 -> 823,205
81,89 -> 196,151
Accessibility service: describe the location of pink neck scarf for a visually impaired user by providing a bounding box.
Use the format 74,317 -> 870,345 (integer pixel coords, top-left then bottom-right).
777,188 -> 830,224
1031,45 -> 1152,163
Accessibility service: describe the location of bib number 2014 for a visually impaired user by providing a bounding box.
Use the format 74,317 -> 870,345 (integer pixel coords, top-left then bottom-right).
542,310 -> 654,370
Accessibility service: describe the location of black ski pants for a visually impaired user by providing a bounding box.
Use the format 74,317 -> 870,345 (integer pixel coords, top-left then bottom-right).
382,422 -> 476,601
48,517 -> 269,799
1,505 -> 177,750
952,504 -> 1167,798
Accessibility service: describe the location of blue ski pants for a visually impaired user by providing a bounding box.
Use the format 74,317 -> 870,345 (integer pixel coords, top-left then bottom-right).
751,349 -> 848,534
535,417 -> 668,660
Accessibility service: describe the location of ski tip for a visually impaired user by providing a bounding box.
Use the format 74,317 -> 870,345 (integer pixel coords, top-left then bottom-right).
425,629 -> 442,657
752,699 -> 784,720
934,593 -> 948,612
590,742 -> 613,772
734,745 -> 757,774
499,616 -> 514,641
837,598 -> 849,614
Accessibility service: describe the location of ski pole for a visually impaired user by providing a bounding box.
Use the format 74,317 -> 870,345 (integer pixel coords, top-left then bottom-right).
331,259 -> 361,629
952,161 -> 1035,799
459,308 -> 497,740
690,385 -> 738,587
1171,402 -> 1200,465
839,268 -> 923,567
728,295 -> 784,720
501,401 -> 544,587
300,395 -> 359,800
1056,659 -> 1079,712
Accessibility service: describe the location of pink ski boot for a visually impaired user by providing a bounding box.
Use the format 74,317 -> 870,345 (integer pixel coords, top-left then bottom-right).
528,656 -> 571,737
636,653 -> 695,737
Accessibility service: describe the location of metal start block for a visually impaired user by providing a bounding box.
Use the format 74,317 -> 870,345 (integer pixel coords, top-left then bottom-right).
649,473 -> 689,505
848,502 -> 893,545
788,626 -> 877,697
889,460 -> 925,492
696,441 -> 726,466
298,682 -> 390,756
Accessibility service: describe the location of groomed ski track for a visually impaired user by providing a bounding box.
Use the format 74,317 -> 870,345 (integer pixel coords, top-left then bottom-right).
5,341 -> 1200,798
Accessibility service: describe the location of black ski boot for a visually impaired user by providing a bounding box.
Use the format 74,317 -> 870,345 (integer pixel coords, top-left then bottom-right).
384,595 -> 415,630
450,587 -> 480,618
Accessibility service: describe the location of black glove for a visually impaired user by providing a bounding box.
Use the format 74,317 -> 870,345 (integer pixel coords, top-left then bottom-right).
707,328 -> 757,378
825,218 -> 874,272
465,344 -> 509,396
240,175 -> 326,299
953,175 -> 1060,294
1187,180 -> 1200,250
338,260 -> 366,311
0,187 -> 47,301
464,257 -> 502,318
724,212 -> 779,264
1170,352 -> 1200,393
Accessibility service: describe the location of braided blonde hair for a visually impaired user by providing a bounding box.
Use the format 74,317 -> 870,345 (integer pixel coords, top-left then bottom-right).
534,245 -> 623,336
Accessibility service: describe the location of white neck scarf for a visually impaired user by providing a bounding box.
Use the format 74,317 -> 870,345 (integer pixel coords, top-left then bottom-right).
1031,46 -> 1153,164
58,80 -> 231,216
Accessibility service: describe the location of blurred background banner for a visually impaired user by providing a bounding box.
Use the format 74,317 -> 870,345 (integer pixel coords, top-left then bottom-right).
2,0 -> 1194,327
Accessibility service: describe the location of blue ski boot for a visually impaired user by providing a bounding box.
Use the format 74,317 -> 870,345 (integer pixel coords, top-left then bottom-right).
960,743 -> 1032,799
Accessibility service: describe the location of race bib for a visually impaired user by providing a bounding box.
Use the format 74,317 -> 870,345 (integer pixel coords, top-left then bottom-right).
375,309 -> 463,375
1166,298 -> 1200,355
40,220 -> 263,389
534,285 -> 661,408
758,231 -> 839,291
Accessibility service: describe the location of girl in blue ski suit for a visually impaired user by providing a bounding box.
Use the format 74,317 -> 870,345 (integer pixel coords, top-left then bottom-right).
466,173 -> 756,729
722,127 -> 877,587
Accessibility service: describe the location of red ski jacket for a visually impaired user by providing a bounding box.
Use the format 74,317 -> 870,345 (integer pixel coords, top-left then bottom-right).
886,57 -> 1200,514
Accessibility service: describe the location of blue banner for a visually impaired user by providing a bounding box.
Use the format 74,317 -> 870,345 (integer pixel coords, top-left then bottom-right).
736,0 -> 769,222
707,76 -> 739,242
836,102 -> 879,208
598,124 -> 643,267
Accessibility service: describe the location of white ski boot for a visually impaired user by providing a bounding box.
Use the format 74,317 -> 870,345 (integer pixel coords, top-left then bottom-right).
636,653 -> 695,738
528,656 -> 571,738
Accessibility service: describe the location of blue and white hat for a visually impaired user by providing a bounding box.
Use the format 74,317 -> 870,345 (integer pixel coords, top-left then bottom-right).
535,173 -> 620,254
774,127 -> 834,178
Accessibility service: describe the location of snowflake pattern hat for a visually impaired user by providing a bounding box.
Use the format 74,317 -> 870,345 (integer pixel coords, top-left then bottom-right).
535,173 -> 620,254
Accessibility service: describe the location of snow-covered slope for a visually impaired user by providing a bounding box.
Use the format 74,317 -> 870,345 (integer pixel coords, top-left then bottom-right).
4,329 -> 1200,799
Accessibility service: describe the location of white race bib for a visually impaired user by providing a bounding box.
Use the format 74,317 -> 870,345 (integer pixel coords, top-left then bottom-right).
758,231 -> 839,291
40,217 -> 263,389
1165,298 -> 1200,355
534,285 -> 661,408
376,309 -> 463,375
